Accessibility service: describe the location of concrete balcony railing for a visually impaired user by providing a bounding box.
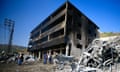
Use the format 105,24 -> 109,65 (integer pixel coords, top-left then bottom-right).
38,35 -> 65,49
41,8 -> 66,29
39,21 -> 65,39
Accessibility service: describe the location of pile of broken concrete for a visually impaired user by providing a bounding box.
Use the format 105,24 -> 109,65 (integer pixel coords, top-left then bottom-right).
56,36 -> 120,72
78,36 -> 120,70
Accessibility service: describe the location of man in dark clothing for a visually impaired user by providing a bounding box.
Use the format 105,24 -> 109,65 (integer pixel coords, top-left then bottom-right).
21,54 -> 24,63
43,53 -> 48,64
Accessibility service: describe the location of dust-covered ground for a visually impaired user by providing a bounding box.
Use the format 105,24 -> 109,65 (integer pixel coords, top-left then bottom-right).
0,61 -> 54,72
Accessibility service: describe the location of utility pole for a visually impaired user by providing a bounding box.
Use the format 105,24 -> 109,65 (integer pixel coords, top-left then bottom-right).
4,18 -> 15,54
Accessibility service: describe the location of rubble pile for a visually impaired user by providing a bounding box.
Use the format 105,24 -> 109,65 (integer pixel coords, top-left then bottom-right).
55,36 -> 120,72
78,36 -> 120,71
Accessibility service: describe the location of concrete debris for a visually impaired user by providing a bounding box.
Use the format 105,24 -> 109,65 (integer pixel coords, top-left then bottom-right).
26,57 -> 35,62
77,36 -> 120,71
0,53 -> 35,64
54,55 -> 74,70
81,37 -> 120,68
0,53 -> 15,63
21,55 -> 35,64
55,36 -> 120,72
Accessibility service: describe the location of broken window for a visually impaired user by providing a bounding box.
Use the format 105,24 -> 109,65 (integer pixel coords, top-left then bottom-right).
41,14 -> 65,33
77,44 -> 82,49
77,33 -> 81,40
88,29 -> 91,34
31,31 -> 40,39
78,23 -> 81,28
94,33 -> 96,37
49,28 -> 64,39
39,36 -> 48,43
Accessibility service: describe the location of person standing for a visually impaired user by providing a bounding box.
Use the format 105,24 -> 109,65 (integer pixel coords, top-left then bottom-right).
17,53 -> 24,65
18,53 -> 22,65
21,54 -> 24,63
48,53 -> 52,64
43,52 -> 48,64
53,52 -> 58,66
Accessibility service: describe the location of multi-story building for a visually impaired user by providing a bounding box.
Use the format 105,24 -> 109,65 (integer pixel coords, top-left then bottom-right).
28,1 -> 99,59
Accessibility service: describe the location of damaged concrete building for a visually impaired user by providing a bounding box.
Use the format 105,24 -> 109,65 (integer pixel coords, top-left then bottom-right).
27,1 -> 99,59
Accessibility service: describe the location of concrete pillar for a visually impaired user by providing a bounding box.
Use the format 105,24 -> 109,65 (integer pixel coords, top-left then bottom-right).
48,35 -> 50,41
49,50 -> 51,55
60,49 -> 62,55
81,16 -> 87,52
38,51 -> 41,59
66,44 -> 69,56
32,52 -> 35,58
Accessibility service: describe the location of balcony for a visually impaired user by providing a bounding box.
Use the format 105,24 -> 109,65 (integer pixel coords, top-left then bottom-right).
40,21 -> 65,38
41,8 -> 66,29
38,35 -> 65,49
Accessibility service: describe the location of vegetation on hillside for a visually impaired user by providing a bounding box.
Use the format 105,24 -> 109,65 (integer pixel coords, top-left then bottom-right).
0,44 -> 27,54
100,32 -> 120,37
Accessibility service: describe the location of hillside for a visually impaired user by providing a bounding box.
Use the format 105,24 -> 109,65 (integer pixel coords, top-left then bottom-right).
0,44 -> 27,54
100,32 -> 120,37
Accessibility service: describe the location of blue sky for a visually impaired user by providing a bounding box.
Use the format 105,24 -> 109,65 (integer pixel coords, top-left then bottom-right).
0,0 -> 120,47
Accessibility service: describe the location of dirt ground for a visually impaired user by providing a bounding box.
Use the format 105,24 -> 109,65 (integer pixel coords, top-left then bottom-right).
0,61 -> 54,72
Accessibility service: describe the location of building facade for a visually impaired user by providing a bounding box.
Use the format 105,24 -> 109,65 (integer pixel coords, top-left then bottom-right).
28,1 -> 99,59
